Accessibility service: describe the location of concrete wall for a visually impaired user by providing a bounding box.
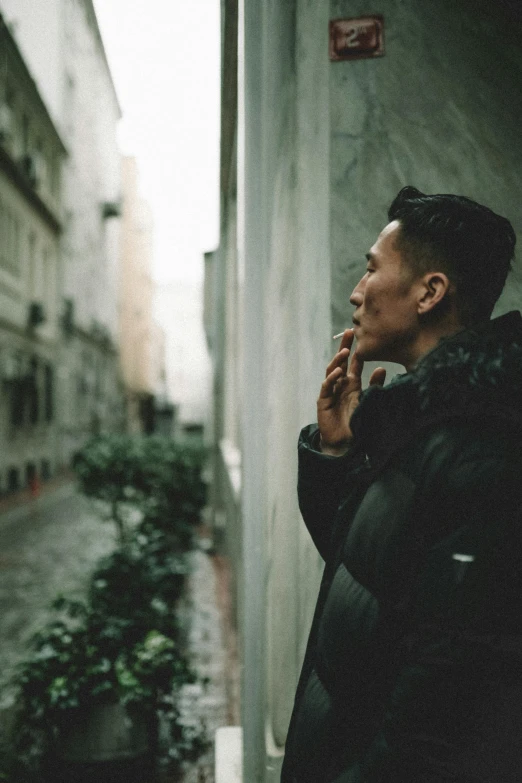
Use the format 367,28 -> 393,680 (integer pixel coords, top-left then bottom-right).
216,1 -> 522,780
236,1 -> 332,779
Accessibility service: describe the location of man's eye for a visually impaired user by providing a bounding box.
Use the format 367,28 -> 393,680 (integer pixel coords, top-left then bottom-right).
366,267 -> 374,274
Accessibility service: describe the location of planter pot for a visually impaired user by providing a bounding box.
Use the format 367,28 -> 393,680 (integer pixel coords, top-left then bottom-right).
45,754 -> 156,783
46,703 -> 156,783
58,702 -> 150,763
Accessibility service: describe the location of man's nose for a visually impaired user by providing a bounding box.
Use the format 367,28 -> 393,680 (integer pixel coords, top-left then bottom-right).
350,277 -> 365,307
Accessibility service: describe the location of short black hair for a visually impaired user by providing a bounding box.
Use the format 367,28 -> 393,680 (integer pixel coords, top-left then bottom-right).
388,186 -> 516,324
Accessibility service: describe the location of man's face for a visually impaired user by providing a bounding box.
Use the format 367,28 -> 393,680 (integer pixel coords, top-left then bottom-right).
350,220 -> 422,366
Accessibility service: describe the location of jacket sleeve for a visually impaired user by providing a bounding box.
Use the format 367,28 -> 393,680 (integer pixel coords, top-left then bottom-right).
352,433 -> 522,783
297,423 -> 367,561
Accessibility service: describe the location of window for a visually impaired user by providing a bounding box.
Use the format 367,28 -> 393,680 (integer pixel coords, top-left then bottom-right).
28,357 -> 39,425
0,197 -> 3,268
10,378 -> 25,426
43,248 -> 50,309
50,152 -> 59,196
35,138 -> 47,188
7,467 -> 20,493
25,462 -> 36,488
41,459 -> 51,481
0,201 -> 21,276
28,233 -> 36,296
44,363 -> 54,422
12,214 -> 20,277
22,114 -> 30,155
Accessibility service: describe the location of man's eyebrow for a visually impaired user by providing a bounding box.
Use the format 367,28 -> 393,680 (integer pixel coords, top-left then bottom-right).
365,252 -> 376,262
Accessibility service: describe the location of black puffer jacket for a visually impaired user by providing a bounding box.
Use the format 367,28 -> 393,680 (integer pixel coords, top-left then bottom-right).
281,311 -> 522,783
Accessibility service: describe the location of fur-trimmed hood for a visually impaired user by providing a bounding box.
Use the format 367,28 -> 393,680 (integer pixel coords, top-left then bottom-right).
351,311 -> 522,468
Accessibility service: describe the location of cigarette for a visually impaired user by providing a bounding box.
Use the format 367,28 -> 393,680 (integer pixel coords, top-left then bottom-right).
333,331 -> 345,340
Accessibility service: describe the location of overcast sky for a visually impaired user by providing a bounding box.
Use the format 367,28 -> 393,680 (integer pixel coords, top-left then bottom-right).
93,0 -> 221,284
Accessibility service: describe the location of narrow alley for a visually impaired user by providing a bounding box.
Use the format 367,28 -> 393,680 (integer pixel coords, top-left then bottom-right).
0,482 -> 235,781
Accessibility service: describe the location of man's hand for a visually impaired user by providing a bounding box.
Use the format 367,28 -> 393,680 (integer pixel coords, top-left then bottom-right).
317,329 -> 386,456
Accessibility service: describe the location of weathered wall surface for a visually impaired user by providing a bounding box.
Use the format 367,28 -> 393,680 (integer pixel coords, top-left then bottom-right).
266,0 -> 522,776
218,1 -> 522,781
0,0 -> 62,125
330,0 -> 522,382
261,1 -> 300,759
264,0 -> 334,758
239,2 -> 333,779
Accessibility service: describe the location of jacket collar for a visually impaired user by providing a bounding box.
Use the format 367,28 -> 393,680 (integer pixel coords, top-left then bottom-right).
350,311 -> 522,469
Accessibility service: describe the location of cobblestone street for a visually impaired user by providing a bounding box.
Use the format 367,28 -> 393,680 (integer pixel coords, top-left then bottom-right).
0,483 -> 237,781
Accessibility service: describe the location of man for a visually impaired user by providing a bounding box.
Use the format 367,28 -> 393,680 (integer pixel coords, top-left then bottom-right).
281,187 -> 522,782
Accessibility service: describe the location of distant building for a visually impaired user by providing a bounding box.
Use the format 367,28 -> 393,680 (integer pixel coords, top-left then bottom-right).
208,1 -> 522,780
119,156 -> 169,434
155,279 -> 212,440
0,14 -> 66,493
149,320 -> 176,437
0,0 -> 125,472
55,0 -> 124,457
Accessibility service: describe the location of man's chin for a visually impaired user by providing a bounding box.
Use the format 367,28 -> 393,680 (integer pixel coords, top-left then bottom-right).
357,346 -> 406,369
355,343 -> 390,364
353,342 -> 376,362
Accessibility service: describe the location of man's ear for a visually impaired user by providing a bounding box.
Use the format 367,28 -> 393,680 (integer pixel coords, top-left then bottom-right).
417,272 -> 452,314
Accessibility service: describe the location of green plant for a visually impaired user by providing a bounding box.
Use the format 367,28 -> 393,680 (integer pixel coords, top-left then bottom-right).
18,600 -> 192,713
10,598 -> 198,778
3,435 -> 210,781
73,434 -> 207,550
88,539 -> 188,640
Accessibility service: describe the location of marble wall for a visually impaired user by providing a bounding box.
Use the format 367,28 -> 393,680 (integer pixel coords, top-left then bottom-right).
329,0 -> 522,382
221,1 -> 522,780
238,1 -> 332,779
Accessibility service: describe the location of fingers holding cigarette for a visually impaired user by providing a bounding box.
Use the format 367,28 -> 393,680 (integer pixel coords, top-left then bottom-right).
325,329 -> 354,379
336,328 -> 355,352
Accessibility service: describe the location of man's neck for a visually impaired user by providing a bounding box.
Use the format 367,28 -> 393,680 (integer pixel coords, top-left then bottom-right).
404,320 -> 466,372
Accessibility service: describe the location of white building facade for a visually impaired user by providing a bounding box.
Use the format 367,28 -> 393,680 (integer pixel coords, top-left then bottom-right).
0,0 -> 124,470
0,14 -> 66,492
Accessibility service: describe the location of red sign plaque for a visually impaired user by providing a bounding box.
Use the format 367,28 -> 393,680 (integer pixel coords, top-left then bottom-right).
329,16 -> 384,61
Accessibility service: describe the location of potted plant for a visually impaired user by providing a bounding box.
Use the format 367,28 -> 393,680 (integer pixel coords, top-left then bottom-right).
9,598 -> 200,783
88,539 -> 188,643
3,435 -> 210,782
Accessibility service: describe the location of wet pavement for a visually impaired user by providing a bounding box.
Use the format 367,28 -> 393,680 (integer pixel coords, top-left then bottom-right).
176,550 -> 229,783
0,482 -> 117,708
0,483 -> 238,782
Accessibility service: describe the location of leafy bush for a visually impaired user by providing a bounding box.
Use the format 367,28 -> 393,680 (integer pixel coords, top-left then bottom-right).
73,435 -> 207,546
133,436 -> 206,525
10,598 -> 198,777
88,540 -> 188,640
3,435 -> 210,780
17,599 -> 192,711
